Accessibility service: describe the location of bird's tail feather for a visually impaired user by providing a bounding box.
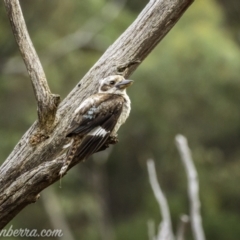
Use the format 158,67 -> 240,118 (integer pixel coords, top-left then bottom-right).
75,128 -> 110,160
59,136 -> 81,176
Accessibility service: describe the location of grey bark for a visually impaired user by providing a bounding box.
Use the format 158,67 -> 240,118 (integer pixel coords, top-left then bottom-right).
0,0 -> 193,229
4,0 -> 60,130
147,159 -> 174,240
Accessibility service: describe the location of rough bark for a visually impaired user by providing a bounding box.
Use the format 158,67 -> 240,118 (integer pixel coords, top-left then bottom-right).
0,0 -> 193,229
4,0 -> 60,130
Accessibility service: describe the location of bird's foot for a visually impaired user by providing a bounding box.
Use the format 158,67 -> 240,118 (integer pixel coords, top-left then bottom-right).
108,135 -> 119,145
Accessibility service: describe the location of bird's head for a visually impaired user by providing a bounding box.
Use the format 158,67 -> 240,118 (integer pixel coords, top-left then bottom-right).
98,75 -> 133,95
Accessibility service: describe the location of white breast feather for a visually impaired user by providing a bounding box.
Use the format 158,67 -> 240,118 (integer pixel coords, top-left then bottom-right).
111,94 -> 131,135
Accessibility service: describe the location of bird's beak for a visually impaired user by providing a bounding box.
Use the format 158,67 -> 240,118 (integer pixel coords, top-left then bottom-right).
115,79 -> 134,89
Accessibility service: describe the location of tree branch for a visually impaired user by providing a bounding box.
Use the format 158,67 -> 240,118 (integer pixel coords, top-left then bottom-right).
176,214 -> 189,240
147,159 -> 174,240
3,0 -> 60,130
0,0 -> 193,229
175,135 -> 206,240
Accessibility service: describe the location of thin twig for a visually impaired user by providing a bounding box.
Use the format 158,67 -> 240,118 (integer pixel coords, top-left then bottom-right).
175,135 -> 206,240
3,0 -> 60,130
147,159 -> 175,240
176,214 -> 189,240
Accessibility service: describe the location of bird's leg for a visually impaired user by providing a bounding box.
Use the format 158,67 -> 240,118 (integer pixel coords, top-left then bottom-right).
59,136 -> 81,176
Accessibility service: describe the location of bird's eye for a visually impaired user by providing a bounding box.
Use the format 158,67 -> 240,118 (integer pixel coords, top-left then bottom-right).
110,81 -> 115,85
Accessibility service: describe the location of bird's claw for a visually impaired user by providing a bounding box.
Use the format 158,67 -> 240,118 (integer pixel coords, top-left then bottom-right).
108,135 -> 119,145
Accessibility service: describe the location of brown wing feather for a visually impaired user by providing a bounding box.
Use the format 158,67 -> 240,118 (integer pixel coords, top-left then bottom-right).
64,93 -> 124,162
75,101 -> 123,159
66,94 -> 124,137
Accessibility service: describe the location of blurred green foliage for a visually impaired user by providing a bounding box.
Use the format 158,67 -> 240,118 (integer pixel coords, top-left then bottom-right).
1,0 -> 240,239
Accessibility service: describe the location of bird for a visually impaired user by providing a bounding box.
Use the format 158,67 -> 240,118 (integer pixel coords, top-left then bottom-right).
59,75 -> 133,176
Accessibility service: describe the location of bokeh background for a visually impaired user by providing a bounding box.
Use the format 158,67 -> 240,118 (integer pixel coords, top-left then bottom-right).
1,0 -> 240,239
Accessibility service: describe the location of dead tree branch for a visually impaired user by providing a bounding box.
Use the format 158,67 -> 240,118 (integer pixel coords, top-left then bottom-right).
176,214 -> 189,240
0,0 -> 193,229
3,0 -> 60,130
147,159 -> 175,240
175,135 -> 206,240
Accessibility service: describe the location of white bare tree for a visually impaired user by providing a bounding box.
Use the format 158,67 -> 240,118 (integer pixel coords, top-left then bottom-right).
146,135 -> 206,240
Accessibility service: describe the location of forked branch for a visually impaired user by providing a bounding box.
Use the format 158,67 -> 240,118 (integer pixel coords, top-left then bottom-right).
3,0 -> 60,130
175,135 -> 206,240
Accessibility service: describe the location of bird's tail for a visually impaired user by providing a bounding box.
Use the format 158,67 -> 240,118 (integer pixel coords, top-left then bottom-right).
59,136 -> 82,176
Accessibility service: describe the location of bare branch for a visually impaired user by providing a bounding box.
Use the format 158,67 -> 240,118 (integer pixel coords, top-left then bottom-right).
0,0 -> 193,228
3,0 -> 60,130
175,135 -> 206,240
147,159 -> 175,240
176,214 -> 189,240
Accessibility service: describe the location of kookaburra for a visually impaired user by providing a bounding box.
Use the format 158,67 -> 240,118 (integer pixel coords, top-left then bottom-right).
59,75 -> 133,176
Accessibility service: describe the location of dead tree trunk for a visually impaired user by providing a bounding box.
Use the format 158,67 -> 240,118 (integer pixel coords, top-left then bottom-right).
0,0 -> 193,229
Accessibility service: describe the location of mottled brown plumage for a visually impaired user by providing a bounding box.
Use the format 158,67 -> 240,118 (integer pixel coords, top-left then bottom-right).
59,75 -> 133,176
